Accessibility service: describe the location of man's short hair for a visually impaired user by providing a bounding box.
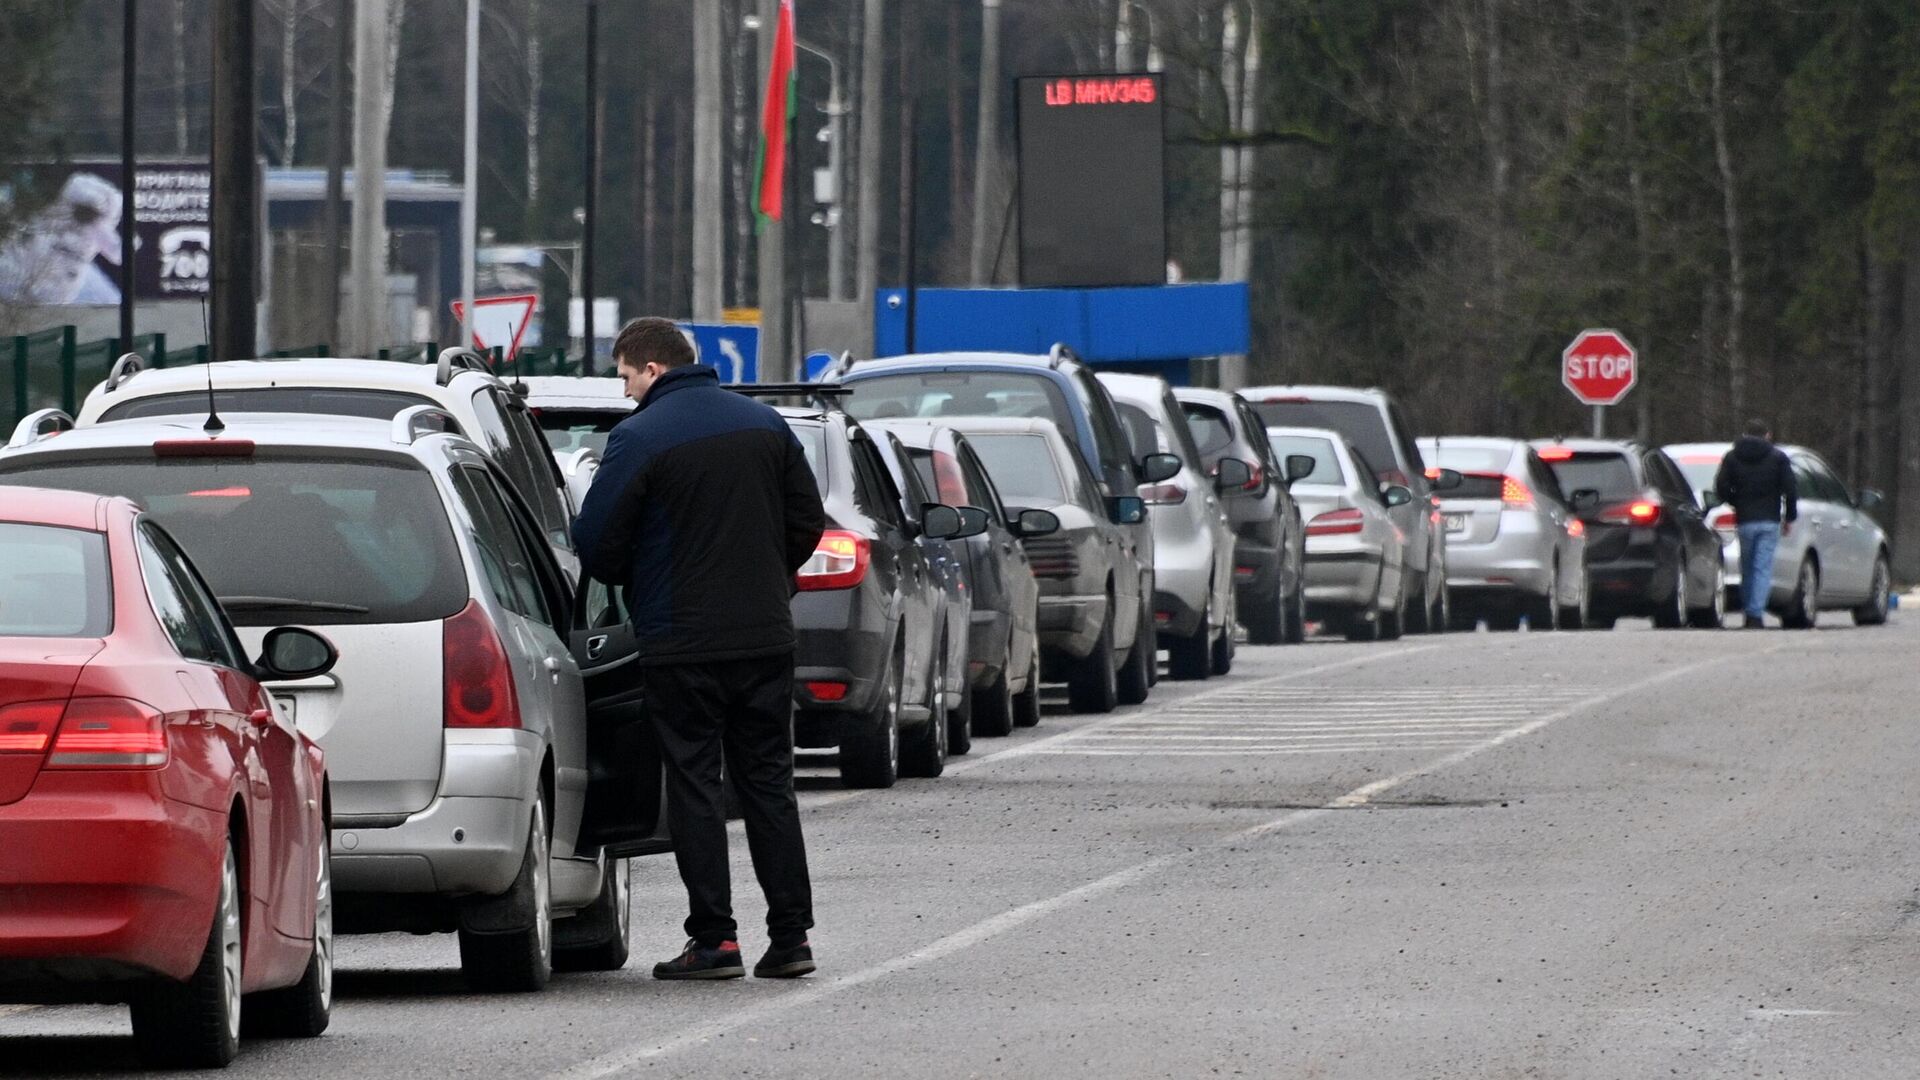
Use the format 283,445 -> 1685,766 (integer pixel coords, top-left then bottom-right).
1745,418 -> 1771,439
613,317 -> 696,370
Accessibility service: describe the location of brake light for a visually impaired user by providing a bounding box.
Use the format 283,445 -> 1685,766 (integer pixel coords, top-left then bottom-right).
932,451 -> 969,506
443,600 -> 522,729
805,681 -> 849,702
188,486 -> 252,498
46,698 -> 167,768
1139,482 -> 1187,505
1709,508 -> 1737,531
1501,476 -> 1532,507
1600,500 -> 1663,526
0,700 -> 63,754
1567,520 -> 1585,538
153,439 -> 255,458
1538,446 -> 1574,461
797,531 -> 870,591
1307,508 -> 1365,536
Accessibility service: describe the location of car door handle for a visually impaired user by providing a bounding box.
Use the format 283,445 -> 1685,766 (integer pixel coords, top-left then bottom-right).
544,656 -> 563,681
586,634 -> 609,661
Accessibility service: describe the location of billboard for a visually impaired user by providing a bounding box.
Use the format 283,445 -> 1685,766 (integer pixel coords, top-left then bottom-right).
1015,73 -> 1166,289
0,161 -> 213,305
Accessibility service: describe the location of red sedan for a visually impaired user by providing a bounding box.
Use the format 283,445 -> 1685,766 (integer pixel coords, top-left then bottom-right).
0,485 -> 337,1067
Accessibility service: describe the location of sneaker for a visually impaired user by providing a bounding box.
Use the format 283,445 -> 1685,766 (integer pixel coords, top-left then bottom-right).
1743,615 -> 1765,629
653,939 -> 746,980
754,941 -> 816,979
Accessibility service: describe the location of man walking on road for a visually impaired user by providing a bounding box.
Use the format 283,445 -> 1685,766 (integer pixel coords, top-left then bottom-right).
1712,420 -> 1798,629
572,318 -> 826,980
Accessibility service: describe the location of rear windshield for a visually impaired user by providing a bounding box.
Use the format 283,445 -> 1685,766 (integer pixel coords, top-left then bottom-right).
1250,400 -> 1395,478
0,457 -> 467,626
845,371 -> 1074,433
967,433 -> 1068,506
1424,444 -> 1513,474
536,407 -> 628,455
1266,435 -> 1344,485
1543,451 -> 1638,500
783,420 -> 830,495
1181,403 -> 1233,457
100,387 -> 433,424
1670,453 -> 1723,503
0,523 -> 112,637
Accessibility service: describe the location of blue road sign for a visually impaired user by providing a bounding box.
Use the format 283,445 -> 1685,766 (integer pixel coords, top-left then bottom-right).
679,323 -> 760,383
803,351 -> 836,381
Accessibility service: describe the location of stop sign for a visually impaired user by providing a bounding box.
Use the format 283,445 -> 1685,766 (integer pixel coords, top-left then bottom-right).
1562,329 -> 1637,406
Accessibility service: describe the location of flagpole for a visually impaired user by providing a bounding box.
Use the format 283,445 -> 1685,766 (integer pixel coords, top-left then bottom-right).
755,0 -> 792,380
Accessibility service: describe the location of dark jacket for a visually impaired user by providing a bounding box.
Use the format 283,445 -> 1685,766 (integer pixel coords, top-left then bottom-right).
1713,436 -> 1798,525
571,365 -> 826,665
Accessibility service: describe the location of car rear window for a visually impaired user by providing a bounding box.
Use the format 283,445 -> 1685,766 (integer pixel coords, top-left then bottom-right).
1181,403 -> 1234,457
535,407 -> 628,455
1265,435 -> 1344,485
783,420 -> 830,495
1251,400 -> 1396,478
1542,451 -> 1638,500
99,387 -> 433,423
845,371 -> 1074,432
967,433 -> 1068,506
1424,444 -> 1513,474
0,456 -> 467,626
0,523 -> 112,637
1670,452 -> 1723,503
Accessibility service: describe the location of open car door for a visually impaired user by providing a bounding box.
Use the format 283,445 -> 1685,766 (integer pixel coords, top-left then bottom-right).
570,578 -> 672,858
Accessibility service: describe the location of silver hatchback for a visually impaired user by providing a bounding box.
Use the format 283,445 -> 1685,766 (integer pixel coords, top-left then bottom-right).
1417,437 -> 1590,630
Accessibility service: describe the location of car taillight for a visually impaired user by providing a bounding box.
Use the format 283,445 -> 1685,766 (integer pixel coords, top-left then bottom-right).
0,700 -> 63,754
796,530 -> 870,591
46,698 -> 167,768
1600,499 -> 1663,526
1139,482 -> 1187,505
1709,508 -> 1736,531
1501,476 -> 1532,506
443,600 -> 522,729
153,439 -> 255,458
1538,446 -> 1574,461
1307,508 -> 1365,536
1568,519 -> 1586,538
805,681 -> 849,702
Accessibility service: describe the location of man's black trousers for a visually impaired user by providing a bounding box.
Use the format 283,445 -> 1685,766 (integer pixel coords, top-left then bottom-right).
640,653 -> 814,949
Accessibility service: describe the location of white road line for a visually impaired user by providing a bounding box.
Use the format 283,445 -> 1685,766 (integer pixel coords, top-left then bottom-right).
1042,744 -> 1486,756
0,1005 -> 40,1021
549,643 -> 1779,1079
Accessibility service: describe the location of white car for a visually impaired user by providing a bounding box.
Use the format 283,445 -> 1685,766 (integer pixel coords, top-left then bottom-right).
1416,436 -> 1590,630
518,376 -> 630,513
1267,425 -> 1411,640
1097,371 -> 1237,678
1,410 -> 667,989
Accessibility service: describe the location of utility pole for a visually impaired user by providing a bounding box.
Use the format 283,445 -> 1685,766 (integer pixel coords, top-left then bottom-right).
756,0 -> 787,378
350,0 -> 391,354
855,0 -> 884,344
322,0 -> 349,349
119,0 -> 137,356
691,2 -> 723,321
211,0 -> 257,362
968,0 -> 1001,286
823,61 -> 848,302
582,0 -> 599,372
459,0 -> 478,350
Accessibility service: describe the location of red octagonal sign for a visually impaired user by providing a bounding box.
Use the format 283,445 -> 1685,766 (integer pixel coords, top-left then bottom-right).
1562,329 -> 1637,406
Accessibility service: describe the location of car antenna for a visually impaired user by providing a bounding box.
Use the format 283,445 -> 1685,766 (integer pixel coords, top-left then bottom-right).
199,295 -> 223,435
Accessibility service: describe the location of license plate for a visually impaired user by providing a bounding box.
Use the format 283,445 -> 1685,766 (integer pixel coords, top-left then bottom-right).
1445,513 -> 1471,534
272,695 -> 298,724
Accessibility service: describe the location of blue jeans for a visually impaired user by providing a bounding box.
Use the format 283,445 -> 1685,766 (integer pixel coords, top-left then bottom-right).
1737,521 -> 1781,619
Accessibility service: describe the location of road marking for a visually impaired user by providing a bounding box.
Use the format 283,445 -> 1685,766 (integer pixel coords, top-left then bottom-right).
550,643 -> 1777,1078
0,1005 -> 40,1021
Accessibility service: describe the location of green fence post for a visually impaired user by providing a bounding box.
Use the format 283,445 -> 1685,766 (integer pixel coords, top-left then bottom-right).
152,333 -> 167,368
59,325 -> 77,415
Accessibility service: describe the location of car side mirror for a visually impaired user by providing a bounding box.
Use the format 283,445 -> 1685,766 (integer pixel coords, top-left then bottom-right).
955,506 -> 991,538
1213,457 -> 1253,492
1137,453 -> 1181,485
1381,484 -> 1413,508
1427,468 -> 1463,492
1284,454 -> 1317,484
255,627 -> 338,681
1570,488 -> 1600,511
1859,487 -> 1885,513
1109,495 -> 1148,525
1013,508 -> 1061,538
921,503 -> 965,540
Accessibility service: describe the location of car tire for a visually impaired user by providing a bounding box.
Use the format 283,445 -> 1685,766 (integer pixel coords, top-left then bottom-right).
900,641 -> 950,779
1404,571 -> 1430,634
1167,603 -> 1212,680
553,857 -> 631,972
971,641 -> 1016,738
1284,582 -> 1308,644
1378,582 -> 1405,641
244,845 -> 333,1037
1853,554 -> 1892,626
458,800 -> 554,993
1244,582 -> 1285,645
1688,562 -> 1727,628
131,836 -> 243,1068
840,643 -> 903,787
1012,638 -> 1043,728
1586,611 -> 1618,630
1558,567 -> 1590,631
1485,611 -> 1521,632
1449,607 -> 1480,632
1340,609 -> 1382,642
1426,580 -> 1451,635
1210,620 -> 1235,675
1066,613 -> 1119,713
1652,556 -> 1688,629
1525,565 -> 1560,630
947,668 -> 974,756
1781,559 -> 1819,629
1117,597 -> 1154,704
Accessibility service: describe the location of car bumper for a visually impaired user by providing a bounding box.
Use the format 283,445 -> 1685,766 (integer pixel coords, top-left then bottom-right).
1230,536 -> 1287,598
1037,593 -> 1107,661
331,729 -> 542,899
1443,524 -> 1555,597
0,773 -> 223,989
1303,544 -> 1384,611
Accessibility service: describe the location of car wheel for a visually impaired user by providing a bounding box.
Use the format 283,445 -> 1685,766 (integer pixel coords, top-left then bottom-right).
1378,580 -> 1405,641
1012,638 -> 1043,728
553,856 -> 631,972
1284,581 -> 1308,644
947,665 -> 975,756
1428,579 -> 1451,635
840,643 -> 903,787
1558,565 -> 1590,631
458,800 -> 554,992
1485,611 -> 1522,632
1652,556 -> 1688,629
1688,561 -> 1727,628
1782,559 -> 1819,629
132,835 -> 243,1067
244,845 -> 334,1036
1167,602 -> 1212,680
1117,596 -> 1154,704
1210,620 -> 1235,675
900,639 -> 950,779
1066,612 -> 1119,713
1449,606 -> 1480,632
1526,564 -> 1560,630
1853,554 -> 1892,626
1586,611 -> 1618,630
1403,571 -> 1430,634
971,641 -> 1015,738
1244,581 -> 1285,645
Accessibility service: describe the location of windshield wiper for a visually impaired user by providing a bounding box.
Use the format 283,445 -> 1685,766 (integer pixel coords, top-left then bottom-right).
219,596 -> 370,614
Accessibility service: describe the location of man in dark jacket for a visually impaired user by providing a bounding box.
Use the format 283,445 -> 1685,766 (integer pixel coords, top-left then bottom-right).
1712,420 -> 1798,628
572,317 -> 826,979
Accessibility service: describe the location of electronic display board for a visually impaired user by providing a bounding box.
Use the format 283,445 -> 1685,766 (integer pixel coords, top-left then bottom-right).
1015,73 -> 1166,289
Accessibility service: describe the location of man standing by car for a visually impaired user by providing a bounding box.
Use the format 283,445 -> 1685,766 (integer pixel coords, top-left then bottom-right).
572,317 -> 826,979
1712,420 -> 1798,629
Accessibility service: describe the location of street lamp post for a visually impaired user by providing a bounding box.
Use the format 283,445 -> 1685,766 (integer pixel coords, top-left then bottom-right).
795,40 -> 848,303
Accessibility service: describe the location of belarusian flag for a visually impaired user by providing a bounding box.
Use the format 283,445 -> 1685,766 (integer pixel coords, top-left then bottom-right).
753,0 -> 797,228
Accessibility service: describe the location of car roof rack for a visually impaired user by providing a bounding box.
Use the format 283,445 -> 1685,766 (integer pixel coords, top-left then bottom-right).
391,404 -> 463,444
1047,343 -> 1079,369
435,346 -> 492,386
104,351 -> 145,393
6,408 -> 75,449
724,383 -> 852,411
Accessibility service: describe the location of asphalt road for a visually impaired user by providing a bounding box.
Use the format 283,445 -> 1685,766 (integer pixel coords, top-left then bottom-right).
7,611 -> 1919,1078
